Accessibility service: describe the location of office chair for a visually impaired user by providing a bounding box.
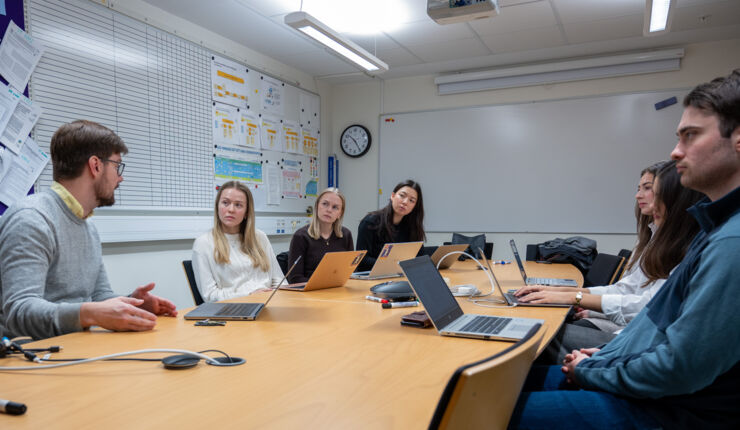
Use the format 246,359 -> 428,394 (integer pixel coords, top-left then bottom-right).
442,241 -> 493,260
583,253 -> 625,287
276,251 -> 289,275
428,324 -> 543,430
182,260 -> 204,306
614,249 -> 632,280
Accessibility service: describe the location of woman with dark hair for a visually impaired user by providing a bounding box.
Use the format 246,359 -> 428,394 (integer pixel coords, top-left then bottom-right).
516,161 -> 704,361
355,179 -> 426,271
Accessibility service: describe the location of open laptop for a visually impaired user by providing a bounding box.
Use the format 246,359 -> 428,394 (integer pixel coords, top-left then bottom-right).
478,249 -> 572,308
509,240 -> 578,287
184,256 -> 300,321
281,250 -> 366,291
399,255 -> 543,341
429,243 -> 470,269
351,241 -> 423,280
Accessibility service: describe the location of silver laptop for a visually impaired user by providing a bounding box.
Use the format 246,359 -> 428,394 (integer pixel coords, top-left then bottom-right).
281,250 -> 366,291
509,240 -> 578,287
184,256 -> 300,321
479,249 -> 572,308
399,256 -> 543,341
429,243 -> 470,269
351,241 -> 423,280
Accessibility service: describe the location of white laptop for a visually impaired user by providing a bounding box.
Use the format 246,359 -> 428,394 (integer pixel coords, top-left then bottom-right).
509,240 -> 578,287
351,241 -> 423,280
399,256 -> 543,341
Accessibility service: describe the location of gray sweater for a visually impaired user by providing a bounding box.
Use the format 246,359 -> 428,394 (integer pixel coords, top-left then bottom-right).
0,189 -> 117,340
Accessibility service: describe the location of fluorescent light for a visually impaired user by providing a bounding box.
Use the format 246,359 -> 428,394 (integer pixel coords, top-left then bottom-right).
285,11 -> 388,73
644,0 -> 676,36
434,48 -> 684,95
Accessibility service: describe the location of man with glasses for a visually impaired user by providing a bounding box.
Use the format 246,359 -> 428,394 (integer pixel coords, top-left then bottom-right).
0,120 -> 177,340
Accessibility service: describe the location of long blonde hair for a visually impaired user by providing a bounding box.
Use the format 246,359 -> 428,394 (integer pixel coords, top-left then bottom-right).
212,181 -> 270,271
307,188 -> 346,240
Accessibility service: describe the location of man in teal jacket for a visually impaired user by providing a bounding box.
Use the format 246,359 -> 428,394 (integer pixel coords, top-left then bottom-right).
509,69 -> 740,429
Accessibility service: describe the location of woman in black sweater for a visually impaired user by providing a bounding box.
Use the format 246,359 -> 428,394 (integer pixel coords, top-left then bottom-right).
356,179 -> 426,271
288,188 -> 353,283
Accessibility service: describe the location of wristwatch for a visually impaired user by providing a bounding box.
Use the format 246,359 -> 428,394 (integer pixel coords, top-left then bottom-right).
575,291 -> 583,306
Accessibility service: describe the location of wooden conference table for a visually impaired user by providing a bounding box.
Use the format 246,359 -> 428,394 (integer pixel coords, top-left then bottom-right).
1,261 -> 581,429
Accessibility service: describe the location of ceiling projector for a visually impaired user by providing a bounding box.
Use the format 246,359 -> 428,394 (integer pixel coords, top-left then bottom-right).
427,0 -> 500,25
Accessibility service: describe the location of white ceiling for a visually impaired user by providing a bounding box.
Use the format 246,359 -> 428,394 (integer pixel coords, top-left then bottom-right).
140,0 -> 740,84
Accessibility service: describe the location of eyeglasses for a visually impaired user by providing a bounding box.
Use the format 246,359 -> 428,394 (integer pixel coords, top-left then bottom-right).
104,159 -> 125,176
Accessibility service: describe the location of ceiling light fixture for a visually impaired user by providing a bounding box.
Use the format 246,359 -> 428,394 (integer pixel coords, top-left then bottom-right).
434,48 -> 685,95
644,0 -> 677,36
284,11 -> 388,73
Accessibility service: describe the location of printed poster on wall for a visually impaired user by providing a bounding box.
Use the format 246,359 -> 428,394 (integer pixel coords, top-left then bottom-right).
261,76 -> 284,115
260,116 -> 281,151
238,110 -> 260,149
211,55 -> 248,108
283,120 -> 300,154
301,127 -> 318,157
0,20 -> 45,92
214,145 -> 262,184
212,102 -> 239,147
281,158 -> 301,199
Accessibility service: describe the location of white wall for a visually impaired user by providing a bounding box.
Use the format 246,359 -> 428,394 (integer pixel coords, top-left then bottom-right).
330,38 -> 740,262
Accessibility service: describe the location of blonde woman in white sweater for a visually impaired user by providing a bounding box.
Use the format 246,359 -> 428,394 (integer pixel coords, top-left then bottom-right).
192,181 -> 283,302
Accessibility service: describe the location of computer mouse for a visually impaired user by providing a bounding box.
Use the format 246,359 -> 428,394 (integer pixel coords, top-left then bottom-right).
370,280 -> 414,299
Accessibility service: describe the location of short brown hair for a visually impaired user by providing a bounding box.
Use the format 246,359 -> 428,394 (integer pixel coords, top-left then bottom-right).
50,120 -> 128,181
683,69 -> 740,138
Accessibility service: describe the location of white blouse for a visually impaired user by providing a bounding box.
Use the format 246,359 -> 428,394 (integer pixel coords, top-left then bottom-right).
191,229 -> 284,302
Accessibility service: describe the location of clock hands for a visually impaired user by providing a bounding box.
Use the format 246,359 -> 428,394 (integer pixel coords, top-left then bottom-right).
348,135 -> 362,152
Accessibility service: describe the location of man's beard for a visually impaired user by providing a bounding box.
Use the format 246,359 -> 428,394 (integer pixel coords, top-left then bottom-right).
95,179 -> 116,207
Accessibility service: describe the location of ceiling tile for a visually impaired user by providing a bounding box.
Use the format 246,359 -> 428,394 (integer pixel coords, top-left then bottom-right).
346,33 -> 401,53
406,37 -> 491,63
384,19 -> 476,46
231,0 -> 299,17
563,14 -> 643,44
375,47 -> 424,67
481,26 -> 566,53
672,0 -> 740,31
283,51 -> 359,76
553,0 -> 644,24
470,0 -> 557,36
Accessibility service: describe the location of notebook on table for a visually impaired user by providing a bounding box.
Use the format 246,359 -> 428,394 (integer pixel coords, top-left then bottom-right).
184,256 -> 300,321
351,241 -> 423,280
399,255 -> 543,341
281,250 -> 366,291
509,240 -> 578,287
429,243 -> 470,269
478,249 -> 572,308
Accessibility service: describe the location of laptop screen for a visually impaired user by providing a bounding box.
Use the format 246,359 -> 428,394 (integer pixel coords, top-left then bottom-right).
399,256 -> 463,330
509,240 -> 529,282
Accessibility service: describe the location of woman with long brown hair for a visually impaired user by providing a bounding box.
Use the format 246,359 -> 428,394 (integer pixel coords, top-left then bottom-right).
355,179 -> 426,271
191,181 -> 283,302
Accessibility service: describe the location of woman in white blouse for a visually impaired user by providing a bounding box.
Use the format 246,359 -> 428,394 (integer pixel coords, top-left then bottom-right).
192,181 -> 284,302
516,161 -> 704,361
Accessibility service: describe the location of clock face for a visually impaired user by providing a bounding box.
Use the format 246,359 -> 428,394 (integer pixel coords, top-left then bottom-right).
340,125 -> 371,158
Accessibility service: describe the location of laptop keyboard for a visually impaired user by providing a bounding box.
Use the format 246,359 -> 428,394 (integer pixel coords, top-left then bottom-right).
529,277 -> 571,285
216,303 -> 261,316
460,316 -> 512,334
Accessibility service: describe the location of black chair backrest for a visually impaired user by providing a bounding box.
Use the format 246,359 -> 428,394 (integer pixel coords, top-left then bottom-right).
182,260 -> 204,306
584,253 -> 624,287
276,251 -> 289,275
442,241 -> 493,260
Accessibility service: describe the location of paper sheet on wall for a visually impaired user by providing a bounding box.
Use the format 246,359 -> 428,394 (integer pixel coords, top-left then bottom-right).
239,110 -> 260,149
0,20 -> 45,92
301,127 -> 319,157
0,83 -> 21,147
266,164 -> 281,205
211,55 -> 248,108
0,136 -> 49,206
261,76 -> 284,115
283,120 -> 300,154
212,102 -> 239,147
260,116 -> 280,151
214,144 -> 262,184
0,92 -> 42,153
282,158 -> 301,199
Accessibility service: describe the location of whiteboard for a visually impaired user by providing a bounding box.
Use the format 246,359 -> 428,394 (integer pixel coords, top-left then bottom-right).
379,90 -> 688,234
26,0 -> 320,217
